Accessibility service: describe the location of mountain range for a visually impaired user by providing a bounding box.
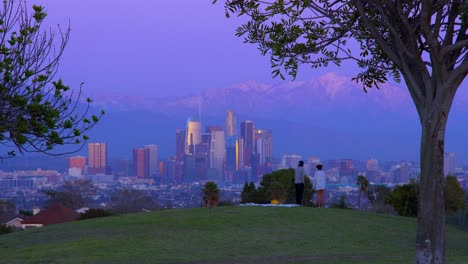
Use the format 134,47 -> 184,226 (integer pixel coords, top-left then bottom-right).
82,72 -> 468,164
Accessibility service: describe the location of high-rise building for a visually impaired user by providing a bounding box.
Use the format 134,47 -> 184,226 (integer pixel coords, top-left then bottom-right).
366,159 -> 379,171
209,130 -> 226,182
444,152 -> 456,176
133,148 -> 150,178
185,119 -> 202,155
68,156 -> 86,177
88,143 -> 107,174
281,154 -> 303,169
144,144 -> 159,178
225,110 -> 236,137
115,159 -> 133,177
68,156 -> 86,171
175,129 -> 186,162
225,136 -> 237,184
241,120 -> 255,166
256,129 -> 273,164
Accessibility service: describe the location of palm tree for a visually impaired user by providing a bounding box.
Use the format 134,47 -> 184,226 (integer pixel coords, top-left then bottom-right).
202,182 -> 220,209
356,175 -> 370,209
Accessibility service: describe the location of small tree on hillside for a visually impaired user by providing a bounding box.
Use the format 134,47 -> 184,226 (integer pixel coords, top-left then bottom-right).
215,1 -> 468,262
42,179 -> 97,209
0,0 -> 102,159
444,175 -> 465,215
202,182 -> 220,208
385,180 -> 419,217
356,175 -> 369,209
111,189 -> 158,214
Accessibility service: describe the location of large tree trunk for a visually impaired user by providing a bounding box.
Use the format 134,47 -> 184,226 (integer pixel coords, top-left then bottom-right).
415,106 -> 448,264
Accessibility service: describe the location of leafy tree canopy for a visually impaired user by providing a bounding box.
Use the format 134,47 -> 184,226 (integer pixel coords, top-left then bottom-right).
0,0 -> 103,159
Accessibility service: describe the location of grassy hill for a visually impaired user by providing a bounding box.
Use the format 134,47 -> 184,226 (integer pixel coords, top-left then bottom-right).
0,207 -> 467,264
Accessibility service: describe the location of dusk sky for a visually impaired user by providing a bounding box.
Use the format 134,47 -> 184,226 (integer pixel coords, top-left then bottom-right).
28,1 -> 468,163
34,0 -> 357,97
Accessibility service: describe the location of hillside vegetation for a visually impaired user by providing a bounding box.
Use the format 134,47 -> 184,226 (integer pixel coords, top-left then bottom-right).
0,207 -> 467,264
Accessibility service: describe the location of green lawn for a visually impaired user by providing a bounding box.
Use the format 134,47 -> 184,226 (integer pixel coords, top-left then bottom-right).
0,207 -> 467,264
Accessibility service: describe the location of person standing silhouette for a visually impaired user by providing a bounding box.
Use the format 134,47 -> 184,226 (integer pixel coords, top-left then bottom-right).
295,160 -> 306,205
314,164 -> 326,207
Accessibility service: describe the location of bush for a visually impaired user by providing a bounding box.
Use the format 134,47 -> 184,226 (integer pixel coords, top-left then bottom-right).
240,169 -> 314,205
80,208 -> 113,220
330,195 -> 350,209
218,200 -> 236,206
0,224 -> 14,235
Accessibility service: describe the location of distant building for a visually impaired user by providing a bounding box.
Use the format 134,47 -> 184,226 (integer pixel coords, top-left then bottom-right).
185,119 -> 202,155
444,152 -> 456,176
366,159 -> 379,171
88,143 -> 107,175
225,110 -> 236,137
133,148 -> 150,179
281,155 -> 303,169
68,156 -> 86,171
241,120 -> 255,166
21,204 -> 80,228
175,129 -> 186,162
209,130 -> 226,182
144,144 -> 159,178
225,136 -> 237,184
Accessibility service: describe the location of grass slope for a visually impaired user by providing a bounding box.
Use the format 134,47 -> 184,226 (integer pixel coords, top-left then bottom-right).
0,207 -> 467,264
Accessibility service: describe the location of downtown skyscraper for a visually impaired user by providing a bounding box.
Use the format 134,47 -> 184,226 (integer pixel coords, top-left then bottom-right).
241,120 -> 255,167
225,110 -> 236,137
88,143 -> 107,175
144,144 -> 159,178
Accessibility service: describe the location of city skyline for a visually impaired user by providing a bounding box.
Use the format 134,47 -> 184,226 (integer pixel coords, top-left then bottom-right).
2,0 -> 462,165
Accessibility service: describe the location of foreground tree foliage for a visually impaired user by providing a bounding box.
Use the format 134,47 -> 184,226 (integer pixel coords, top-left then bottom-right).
215,1 -> 467,263
444,175 -> 465,215
385,179 -> 420,217
0,0 -> 103,159
385,177 -> 465,217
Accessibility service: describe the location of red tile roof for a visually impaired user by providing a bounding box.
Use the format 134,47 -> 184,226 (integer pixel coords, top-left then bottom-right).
21,204 -> 80,226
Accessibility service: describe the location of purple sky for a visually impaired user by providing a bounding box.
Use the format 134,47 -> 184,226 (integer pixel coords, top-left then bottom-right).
26,1 -> 468,163
33,0 -> 357,97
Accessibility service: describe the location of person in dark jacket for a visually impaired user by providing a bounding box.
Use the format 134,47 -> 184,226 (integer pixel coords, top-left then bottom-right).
295,160 -> 306,205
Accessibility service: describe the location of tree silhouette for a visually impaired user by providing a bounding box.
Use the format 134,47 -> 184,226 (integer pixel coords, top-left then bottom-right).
215,1 -> 467,262
202,182 -> 220,208
356,175 -> 369,209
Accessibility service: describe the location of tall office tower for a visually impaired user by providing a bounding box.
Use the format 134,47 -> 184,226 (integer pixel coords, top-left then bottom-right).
444,152 -> 456,176
185,119 -> 202,155
133,148 -> 150,178
256,129 -> 273,164
175,129 -> 186,162
206,126 -> 223,133
225,110 -> 236,137
183,154 -> 196,182
237,138 -> 244,171
366,159 -> 379,171
144,144 -> 159,178
241,120 -> 255,166
88,143 -> 107,175
225,136 -> 237,183
209,130 -> 226,182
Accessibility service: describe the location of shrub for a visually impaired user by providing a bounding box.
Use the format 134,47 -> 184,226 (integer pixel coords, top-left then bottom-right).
330,195 -> 350,209
80,208 -> 113,220
0,224 -> 14,235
